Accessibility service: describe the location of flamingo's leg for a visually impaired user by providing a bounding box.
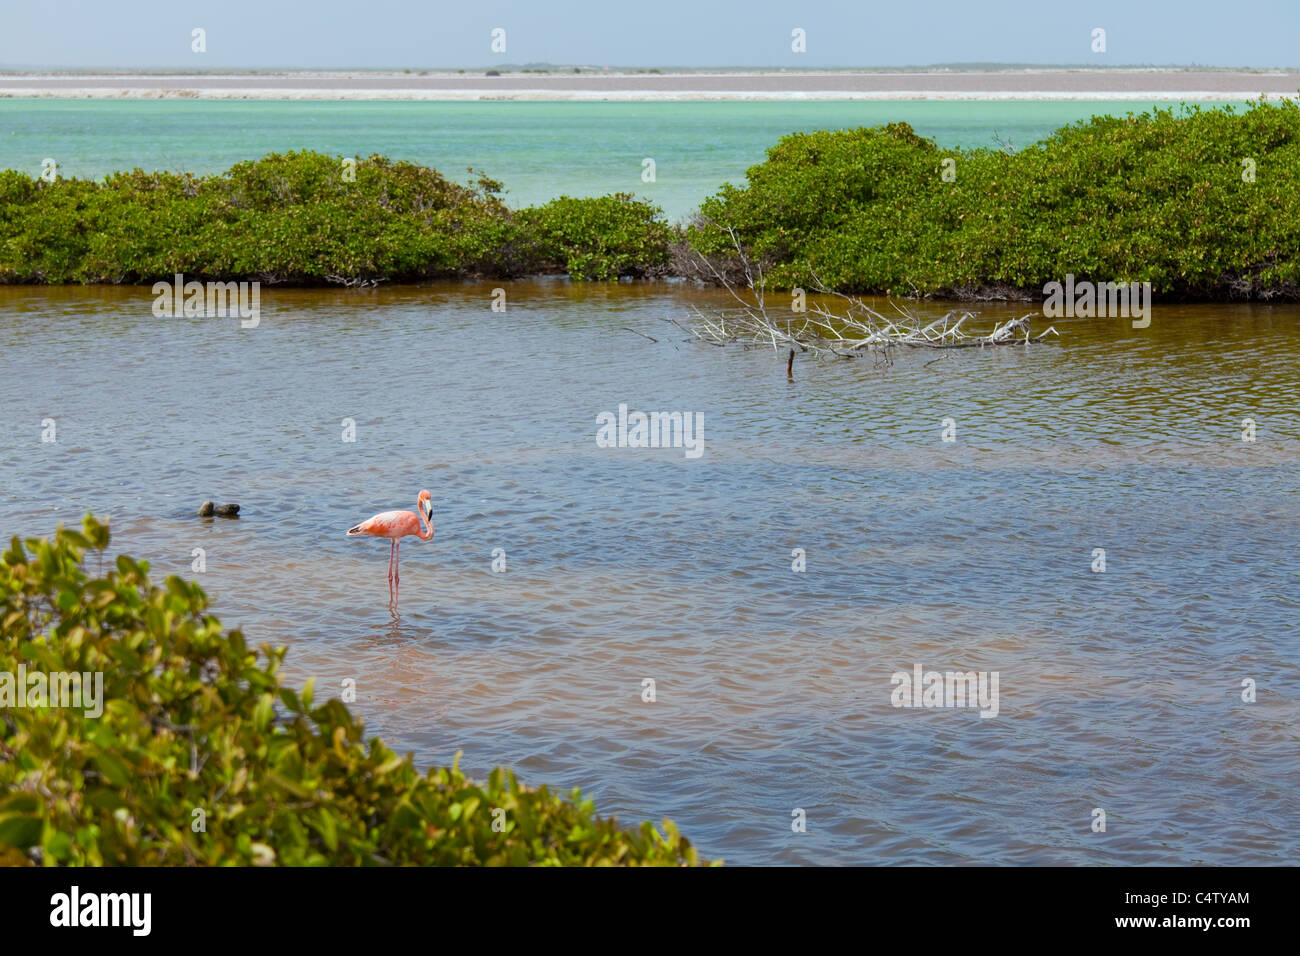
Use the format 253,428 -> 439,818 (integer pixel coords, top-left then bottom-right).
393,540 -> 400,605
387,540 -> 395,600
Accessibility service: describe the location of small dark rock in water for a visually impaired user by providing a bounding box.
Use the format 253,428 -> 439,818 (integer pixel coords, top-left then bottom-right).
198,501 -> 215,517
198,501 -> 239,517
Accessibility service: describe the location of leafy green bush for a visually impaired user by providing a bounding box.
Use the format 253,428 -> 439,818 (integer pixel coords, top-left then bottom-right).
689,102 -> 1300,298
0,153 -> 523,285
0,153 -> 672,285
517,193 -> 671,279
0,516 -> 709,866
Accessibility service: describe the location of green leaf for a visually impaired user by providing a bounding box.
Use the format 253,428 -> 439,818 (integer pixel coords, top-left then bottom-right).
252,692 -> 274,731
0,814 -> 42,848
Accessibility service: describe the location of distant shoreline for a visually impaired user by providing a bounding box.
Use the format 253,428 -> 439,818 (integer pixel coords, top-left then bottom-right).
1,68 -> 1296,101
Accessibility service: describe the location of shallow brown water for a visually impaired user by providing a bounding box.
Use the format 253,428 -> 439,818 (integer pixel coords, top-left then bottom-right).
1,280 -> 1297,864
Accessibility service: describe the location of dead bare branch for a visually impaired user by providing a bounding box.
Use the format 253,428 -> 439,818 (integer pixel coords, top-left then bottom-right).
686,245 -> 1060,359
612,327 -> 659,343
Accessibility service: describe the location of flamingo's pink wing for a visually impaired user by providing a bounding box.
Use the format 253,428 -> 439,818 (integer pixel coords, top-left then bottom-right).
348,510 -> 413,537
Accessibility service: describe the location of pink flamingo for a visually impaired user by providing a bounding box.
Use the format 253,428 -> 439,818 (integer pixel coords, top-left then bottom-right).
346,490 -> 434,605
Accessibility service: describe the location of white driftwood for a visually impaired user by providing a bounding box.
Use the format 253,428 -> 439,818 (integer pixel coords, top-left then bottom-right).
682,227 -> 1058,359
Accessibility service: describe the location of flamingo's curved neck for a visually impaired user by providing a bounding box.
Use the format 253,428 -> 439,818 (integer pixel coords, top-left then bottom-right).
417,499 -> 434,540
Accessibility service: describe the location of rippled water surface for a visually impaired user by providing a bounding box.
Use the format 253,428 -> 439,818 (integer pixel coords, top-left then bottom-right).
1,282 -> 1297,864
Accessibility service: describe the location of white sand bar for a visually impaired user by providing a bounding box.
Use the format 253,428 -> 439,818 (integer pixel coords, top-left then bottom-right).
1,69 -> 1296,101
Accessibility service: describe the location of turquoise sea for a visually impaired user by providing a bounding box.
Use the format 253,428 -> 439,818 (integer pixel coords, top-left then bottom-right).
0,99 -> 1235,219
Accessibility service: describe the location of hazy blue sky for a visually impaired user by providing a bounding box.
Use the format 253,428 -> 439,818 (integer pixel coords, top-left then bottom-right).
1,0 -> 1296,70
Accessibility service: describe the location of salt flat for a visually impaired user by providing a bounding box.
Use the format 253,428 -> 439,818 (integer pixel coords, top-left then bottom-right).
1,68 -> 1296,100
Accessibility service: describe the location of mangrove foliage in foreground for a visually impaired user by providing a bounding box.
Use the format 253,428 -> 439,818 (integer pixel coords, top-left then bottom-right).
0,516 -> 708,866
1,100 -> 1297,299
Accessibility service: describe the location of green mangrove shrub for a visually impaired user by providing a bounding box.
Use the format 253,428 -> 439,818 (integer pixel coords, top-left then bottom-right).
689,102 -> 1300,298
0,516 -> 708,866
0,152 -> 672,285
517,193 -> 671,279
